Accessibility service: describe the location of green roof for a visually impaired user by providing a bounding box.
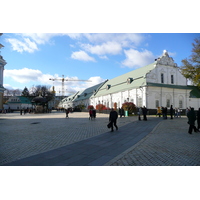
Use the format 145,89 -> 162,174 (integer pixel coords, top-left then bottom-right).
8,96 -> 32,104
74,82 -> 106,102
92,62 -> 156,97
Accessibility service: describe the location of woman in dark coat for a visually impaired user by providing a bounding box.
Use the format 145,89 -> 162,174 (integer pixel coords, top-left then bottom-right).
187,107 -> 197,134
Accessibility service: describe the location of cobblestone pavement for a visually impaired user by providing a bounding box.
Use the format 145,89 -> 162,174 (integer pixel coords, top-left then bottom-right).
105,116 -> 200,166
0,111 -> 136,165
1,112 -> 200,166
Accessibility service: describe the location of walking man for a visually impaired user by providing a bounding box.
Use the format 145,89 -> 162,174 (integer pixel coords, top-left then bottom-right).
109,108 -> 118,132
65,109 -> 69,118
187,107 -> 197,134
170,105 -> 174,119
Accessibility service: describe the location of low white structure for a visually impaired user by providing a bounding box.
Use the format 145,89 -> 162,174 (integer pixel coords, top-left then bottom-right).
6,96 -> 32,110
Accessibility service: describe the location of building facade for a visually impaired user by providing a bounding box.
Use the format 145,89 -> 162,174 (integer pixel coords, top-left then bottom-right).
0,55 -> 6,110
60,50 -> 200,112
0,34 -> 7,110
6,96 -> 32,110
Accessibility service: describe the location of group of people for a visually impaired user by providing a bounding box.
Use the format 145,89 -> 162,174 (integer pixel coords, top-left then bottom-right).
138,106 -> 148,121
88,109 -> 96,120
156,106 -> 182,120
108,106 -> 149,132
187,107 -> 200,134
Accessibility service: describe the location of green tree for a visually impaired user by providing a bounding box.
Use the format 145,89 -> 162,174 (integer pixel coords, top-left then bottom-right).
29,85 -> 54,103
180,37 -> 200,87
21,87 -> 30,97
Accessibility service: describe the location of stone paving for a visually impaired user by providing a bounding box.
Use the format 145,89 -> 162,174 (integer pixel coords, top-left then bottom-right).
1,111 -> 200,166
0,111 -> 136,165
105,116 -> 200,166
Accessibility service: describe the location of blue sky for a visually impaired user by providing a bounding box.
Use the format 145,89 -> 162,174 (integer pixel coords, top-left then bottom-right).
1,1 -> 200,96
1,33 -> 199,95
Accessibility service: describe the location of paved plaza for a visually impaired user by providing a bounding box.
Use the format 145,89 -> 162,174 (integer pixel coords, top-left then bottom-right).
0,111 -> 200,166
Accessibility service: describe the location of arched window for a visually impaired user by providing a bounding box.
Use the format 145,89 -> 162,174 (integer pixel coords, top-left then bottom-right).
166,99 -> 170,107
155,100 -> 159,108
179,96 -> 183,108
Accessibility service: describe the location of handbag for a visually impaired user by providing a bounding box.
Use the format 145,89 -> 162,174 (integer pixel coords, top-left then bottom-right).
107,122 -> 112,128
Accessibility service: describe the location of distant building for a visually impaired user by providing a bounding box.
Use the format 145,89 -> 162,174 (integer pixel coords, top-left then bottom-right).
0,33 -> 6,109
6,96 -> 32,110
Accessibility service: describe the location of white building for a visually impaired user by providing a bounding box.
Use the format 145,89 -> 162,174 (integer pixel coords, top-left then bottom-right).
59,50 -> 200,113
0,55 -> 6,110
6,96 -> 32,110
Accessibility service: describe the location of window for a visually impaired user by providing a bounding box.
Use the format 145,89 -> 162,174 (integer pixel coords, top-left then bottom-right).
171,75 -> 174,84
127,78 -> 133,84
106,85 -> 111,90
166,99 -> 170,107
161,73 -> 164,83
179,100 -> 183,108
155,100 -> 159,108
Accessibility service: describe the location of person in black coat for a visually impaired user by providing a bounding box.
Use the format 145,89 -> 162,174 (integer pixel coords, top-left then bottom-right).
197,108 -> 200,131
109,108 -> 118,132
142,106 -> 148,121
187,107 -> 197,134
170,105 -> 174,119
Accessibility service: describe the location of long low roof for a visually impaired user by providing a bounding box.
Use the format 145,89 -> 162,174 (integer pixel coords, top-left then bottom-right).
91,62 -> 156,97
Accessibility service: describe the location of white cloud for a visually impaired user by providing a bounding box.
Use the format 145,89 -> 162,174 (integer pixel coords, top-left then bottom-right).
88,76 -> 105,86
6,38 -> 38,53
4,68 -> 52,84
20,33 -> 63,44
63,76 -> 106,94
4,68 -> 105,95
75,33 -> 144,46
81,41 -> 122,55
71,50 -> 96,62
122,49 -> 155,68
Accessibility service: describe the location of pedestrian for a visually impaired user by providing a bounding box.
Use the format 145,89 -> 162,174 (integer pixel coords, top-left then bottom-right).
89,109 -> 93,120
187,107 -> 197,134
156,106 -> 162,117
109,108 -> 118,132
174,107 -> 178,118
121,107 -> 125,117
177,108 -> 181,118
138,107 -> 142,121
20,109 -> 22,115
197,108 -> 200,131
170,105 -> 174,119
92,109 -> 96,119
118,108 -> 122,118
162,107 -> 167,119
186,107 -> 190,116
142,106 -> 148,121
65,109 -> 69,118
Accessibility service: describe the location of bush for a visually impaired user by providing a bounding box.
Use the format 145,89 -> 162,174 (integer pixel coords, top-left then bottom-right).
122,102 -> 137,115
87,105 -> 94,110
96,104 -> 106,111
